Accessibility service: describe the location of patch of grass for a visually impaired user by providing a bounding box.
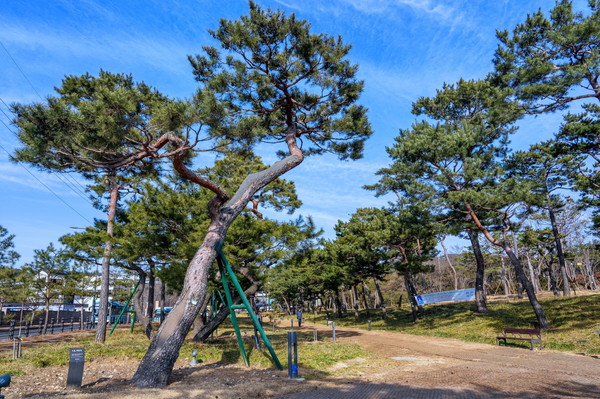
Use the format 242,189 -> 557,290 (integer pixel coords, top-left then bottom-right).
320,293 -> 600,355
182,319 -> 370,372
0,318 -> 370,382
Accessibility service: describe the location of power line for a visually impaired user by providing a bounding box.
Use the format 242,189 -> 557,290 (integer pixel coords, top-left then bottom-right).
0,93 -> 95,206
0,115 -> 94,205
0,40 -> 44,101
0,142 -> 94,225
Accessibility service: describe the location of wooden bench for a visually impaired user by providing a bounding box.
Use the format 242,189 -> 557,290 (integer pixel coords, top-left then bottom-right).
496,328 -> 542,350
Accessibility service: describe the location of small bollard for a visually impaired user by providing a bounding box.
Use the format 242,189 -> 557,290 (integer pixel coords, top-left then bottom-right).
12,338 -> 22,359
190,349 -> 199,365
313,329 -> 318,342
253,334 -> 261,350
287,331 -> 298,379
332,322 -> 336,343
368,320 -> 371,331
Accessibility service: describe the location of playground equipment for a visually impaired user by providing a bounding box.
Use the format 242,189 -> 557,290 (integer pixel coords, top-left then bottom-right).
216,243 -> 282,370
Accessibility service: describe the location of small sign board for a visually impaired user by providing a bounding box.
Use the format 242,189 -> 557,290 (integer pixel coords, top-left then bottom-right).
66,348 -> 85,387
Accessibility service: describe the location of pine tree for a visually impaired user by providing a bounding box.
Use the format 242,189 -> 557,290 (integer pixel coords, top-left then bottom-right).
374,79 -> 550,328
493,0 -> 600,113
131,3 -> 371,386
12,71 -> 186,343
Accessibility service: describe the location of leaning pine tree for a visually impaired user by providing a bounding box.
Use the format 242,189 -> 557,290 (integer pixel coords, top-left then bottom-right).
131,3 -> 371,387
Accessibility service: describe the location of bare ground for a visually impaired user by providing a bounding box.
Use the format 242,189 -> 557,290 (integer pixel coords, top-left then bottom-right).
3,320 -> 600,399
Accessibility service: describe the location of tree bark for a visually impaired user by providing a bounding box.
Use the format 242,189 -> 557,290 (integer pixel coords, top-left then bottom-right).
95,174 -> 119,344
404,272 -> 421,322
547,194 -> 571,296
159,279 -> 166,323
503,242 -> 549,328
131,270 -> 147,336
500,254 -> 511,296
372,278 -> 387,320
334,290 -> 343,317
465,205 -> 549,329
132,134 -> 303,387
545,259 -> 560,296
145,269 -> 156,338
361,281 -> 372,319
525,253 -> 540,292
352,285 -> 360,318
466,229 -> 488,313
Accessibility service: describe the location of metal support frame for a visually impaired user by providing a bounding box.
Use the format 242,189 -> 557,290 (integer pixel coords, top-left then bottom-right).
216,243 -> 283,370
109,278 -> 142,335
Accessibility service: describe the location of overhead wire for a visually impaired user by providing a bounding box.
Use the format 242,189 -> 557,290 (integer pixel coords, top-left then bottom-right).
0,112 -> 96,208
0,40 -> 97,212
0,40 -> 44,100
0,142 -> 94,225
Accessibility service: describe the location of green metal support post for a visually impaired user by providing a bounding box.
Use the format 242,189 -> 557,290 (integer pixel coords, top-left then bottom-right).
109,278 -> 142,336
216,244 -> 283,370
217,256 -> 249,366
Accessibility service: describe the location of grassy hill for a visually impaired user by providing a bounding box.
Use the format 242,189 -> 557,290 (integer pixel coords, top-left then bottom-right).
317,292 -> 600,354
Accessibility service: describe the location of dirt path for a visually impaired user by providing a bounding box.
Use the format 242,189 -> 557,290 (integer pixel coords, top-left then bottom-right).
283,322 -> 600,398
4,322 -> 600,398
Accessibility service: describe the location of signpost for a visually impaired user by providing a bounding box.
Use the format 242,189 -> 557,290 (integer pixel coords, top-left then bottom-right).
66,348 -> 85,388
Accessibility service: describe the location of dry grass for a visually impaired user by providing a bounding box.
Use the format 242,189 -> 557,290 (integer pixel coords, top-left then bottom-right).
318,291 -> 600,354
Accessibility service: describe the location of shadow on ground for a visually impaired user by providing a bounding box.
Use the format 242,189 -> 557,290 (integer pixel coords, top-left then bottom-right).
279,380 -> 600,399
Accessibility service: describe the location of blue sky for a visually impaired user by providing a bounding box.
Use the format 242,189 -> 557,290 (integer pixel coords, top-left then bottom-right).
0,0 -> 577,264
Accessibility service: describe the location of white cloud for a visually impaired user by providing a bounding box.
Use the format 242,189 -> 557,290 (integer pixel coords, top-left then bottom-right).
0,21 -> 192,76
339,0 -> 462,24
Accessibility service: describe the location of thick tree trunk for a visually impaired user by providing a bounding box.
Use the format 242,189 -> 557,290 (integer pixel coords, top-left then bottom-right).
131,221 -> 225,387
372,278 -> 387,320
96,174 -> 119,344
516,272 -> 524,299
340,286 -> 348,314
502,243 -> 549,329
361,281 -> 372,319
547,196 -> 571,296
159,279 -> 166,323
500,255 -> 511,296
352,285 -> 360,318
131,271 -> 148,337
145,271 -> 156,338
334,291 -> 343,317
465,205 -> 549,329
131,129 -> 303,388
546,260 -> 560,296
525,253 -> 540,292
404,273 -> 421,322
467,229 -> 488,313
